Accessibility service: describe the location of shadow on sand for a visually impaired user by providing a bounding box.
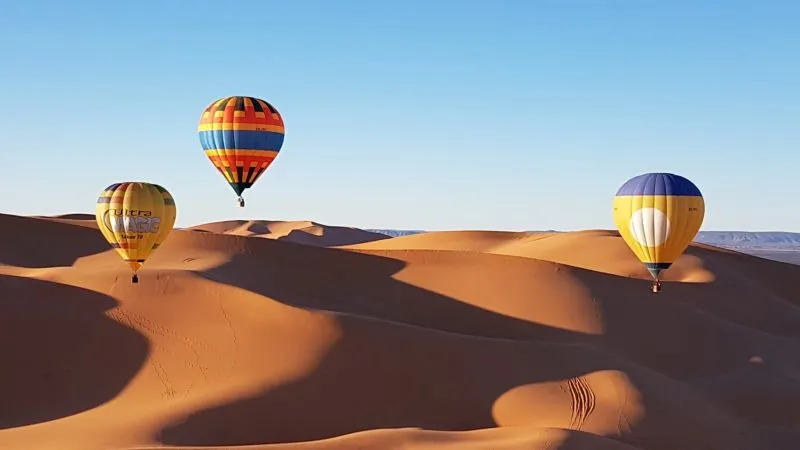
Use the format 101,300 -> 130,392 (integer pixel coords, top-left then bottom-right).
0,213 -> 111,267
0,274 -> 149,429
191,241 -> 586,344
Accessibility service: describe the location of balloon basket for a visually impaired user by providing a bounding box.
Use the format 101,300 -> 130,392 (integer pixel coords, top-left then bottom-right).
237,197 -> 245,207
132,274 -> 139,284
650,280 -> 662,294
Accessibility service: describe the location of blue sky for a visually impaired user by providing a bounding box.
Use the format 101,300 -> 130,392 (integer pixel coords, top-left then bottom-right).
2,0 -> 799,231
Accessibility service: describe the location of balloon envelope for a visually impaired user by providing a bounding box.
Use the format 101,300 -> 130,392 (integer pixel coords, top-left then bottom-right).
95,182 -> 177,281
197,96 -> 285,205
612,172 -> 705,280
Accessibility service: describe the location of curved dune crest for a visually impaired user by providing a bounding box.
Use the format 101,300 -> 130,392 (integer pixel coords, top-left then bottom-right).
343,229 -> 716,282
2,213 -> 800,449
189,219 -> 391,247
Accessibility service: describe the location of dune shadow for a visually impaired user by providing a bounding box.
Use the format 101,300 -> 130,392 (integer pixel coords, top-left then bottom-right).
0,274 -> 149,429
158,320 -> 611,446
276,228 -> 390,247
41,213 -> 96,221
746,250 -> 800,266
192,241 -> 586,344
0,213 -> 111,267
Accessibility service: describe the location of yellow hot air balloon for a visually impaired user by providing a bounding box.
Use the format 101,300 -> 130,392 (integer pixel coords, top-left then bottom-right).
612,172 -> 705,293
95,182 -> 177,283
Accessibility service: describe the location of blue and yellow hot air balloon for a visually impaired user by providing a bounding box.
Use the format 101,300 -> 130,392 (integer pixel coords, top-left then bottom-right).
198,95 -> 286,207
612,172 -> 705,293
95,182 -> 177,284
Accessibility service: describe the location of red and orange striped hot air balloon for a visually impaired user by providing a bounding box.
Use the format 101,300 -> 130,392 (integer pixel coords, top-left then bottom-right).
198,96 -> 286,207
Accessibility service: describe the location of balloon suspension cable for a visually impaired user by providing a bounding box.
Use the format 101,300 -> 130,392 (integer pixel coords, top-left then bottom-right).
131,273 -> 139,284
650,278 -> 662,294
238,197 -> 245,207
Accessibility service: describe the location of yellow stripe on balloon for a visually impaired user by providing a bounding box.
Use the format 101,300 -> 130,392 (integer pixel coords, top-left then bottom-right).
203,149 -> 279,158
197,123 -> 285,133
613,195 -> 705,265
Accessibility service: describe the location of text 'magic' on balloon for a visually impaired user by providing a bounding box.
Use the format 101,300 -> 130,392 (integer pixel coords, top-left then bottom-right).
95,182 -> 177,283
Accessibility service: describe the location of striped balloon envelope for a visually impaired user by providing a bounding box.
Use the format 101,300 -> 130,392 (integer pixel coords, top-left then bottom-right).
198,96 -> 285,207
612,172 -> 705,292
95,182 -> 177,284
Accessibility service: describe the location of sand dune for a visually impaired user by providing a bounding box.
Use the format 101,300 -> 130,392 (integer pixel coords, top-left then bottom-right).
32,213 -> 100,229
189,219 -> 391,247
2,214 -> 800,449
342,229 -> 711,281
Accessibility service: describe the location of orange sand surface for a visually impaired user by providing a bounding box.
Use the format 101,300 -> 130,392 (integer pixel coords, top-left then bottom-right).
3,212 -> 800,449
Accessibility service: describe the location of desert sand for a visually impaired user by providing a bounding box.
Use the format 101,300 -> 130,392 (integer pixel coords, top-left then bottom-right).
3,212 -> 800,450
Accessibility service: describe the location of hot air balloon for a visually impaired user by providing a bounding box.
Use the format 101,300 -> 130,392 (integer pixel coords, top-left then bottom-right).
95,182 -> 177,284
197,95 -> 286,207
612,172 -> 705,293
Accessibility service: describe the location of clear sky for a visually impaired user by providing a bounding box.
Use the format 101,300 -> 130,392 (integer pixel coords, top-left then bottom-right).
2,0 -> 799,231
